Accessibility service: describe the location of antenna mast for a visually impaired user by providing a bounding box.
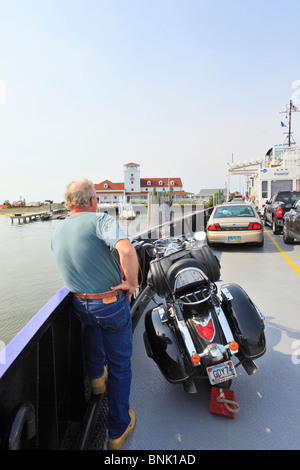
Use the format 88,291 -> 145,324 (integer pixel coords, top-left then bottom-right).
280,100 -> 299,146
288,100 -> 292,146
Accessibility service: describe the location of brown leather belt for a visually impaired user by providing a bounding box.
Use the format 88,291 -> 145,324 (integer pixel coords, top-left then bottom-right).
73,290 -> 122,300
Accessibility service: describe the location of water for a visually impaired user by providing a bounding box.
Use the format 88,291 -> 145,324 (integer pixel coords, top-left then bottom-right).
0,215 -> 65,346
0,205 -> 197,347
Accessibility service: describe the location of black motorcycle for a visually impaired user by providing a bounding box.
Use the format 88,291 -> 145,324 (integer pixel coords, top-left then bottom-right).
132,234 -> 266,392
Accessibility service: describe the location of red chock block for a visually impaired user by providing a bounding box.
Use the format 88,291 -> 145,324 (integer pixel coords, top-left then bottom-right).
210,387 -> 240,419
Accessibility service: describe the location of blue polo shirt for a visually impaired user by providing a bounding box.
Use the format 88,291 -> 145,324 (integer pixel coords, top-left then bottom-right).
51,212 -> 128,293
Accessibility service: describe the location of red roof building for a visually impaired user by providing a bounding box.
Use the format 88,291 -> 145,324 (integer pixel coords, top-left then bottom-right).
94,163 -> 191,203
94,180 -> 125,192
140,177 -> 183,189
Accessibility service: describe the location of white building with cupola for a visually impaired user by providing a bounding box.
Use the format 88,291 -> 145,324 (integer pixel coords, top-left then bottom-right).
94,163 -> 192,204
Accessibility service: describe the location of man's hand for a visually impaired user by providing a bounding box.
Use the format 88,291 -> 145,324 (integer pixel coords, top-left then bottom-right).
111,280 -> 137,301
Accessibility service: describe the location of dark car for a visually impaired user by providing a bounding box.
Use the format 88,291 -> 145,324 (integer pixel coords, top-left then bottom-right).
283,197 -> 300,244
264,190 -> 300,234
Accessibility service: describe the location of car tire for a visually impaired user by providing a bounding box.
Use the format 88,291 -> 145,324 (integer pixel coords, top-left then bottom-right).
272,219 -> 281,235
283,223 -> 294,244
256,238 -> 264,247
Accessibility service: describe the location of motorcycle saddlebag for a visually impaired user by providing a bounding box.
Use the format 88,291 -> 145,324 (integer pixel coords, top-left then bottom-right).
221,283 -> 266,360
144,306 -> 189,383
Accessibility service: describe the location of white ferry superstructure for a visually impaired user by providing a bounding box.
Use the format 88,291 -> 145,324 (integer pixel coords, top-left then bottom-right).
227,101 -> 300,214
251,143 -> 300,213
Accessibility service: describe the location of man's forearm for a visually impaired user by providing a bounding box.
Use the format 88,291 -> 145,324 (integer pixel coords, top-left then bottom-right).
119,246 -> 139,288
115,239 -> 139,292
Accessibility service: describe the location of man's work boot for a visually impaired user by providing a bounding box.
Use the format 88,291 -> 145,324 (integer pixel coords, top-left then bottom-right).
91,366 -> 108,395
108,409 -> 136,450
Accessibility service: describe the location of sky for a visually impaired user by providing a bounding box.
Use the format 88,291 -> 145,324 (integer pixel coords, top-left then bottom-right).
1,0 -> 300,202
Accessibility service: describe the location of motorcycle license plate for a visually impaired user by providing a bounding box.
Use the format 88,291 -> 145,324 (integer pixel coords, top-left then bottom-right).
207,361 -> 237,385
228,236 -> 241,243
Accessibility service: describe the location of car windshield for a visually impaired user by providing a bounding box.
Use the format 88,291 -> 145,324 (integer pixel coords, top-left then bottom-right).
214,205 -> 255,218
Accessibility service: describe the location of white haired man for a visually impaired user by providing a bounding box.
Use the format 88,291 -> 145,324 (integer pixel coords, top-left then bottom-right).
51,179 -> 138,450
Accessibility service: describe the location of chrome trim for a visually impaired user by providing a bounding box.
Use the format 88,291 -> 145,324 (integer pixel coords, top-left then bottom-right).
156,306 -> 168,323
172,307 -> 201,367
221,287 -> 233,301
179,292 -> 211,305
214,306 -> 237,353
254,303 -> 265,321
174,268 -> 211,305
199,343 -> 226,362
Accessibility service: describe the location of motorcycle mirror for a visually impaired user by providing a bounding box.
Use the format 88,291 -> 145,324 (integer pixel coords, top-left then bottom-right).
144,244 -> 158,258
194,231 -> 207,243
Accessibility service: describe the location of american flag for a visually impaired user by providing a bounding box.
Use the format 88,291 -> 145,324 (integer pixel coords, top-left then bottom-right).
292,104 -> 298,111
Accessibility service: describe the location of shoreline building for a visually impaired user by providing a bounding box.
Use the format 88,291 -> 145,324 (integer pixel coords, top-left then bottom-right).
94,163 -> 192,204
197,188 -> 225,203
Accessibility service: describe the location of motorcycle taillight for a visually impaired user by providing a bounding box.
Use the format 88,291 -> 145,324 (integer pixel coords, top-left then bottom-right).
195,319 -> 215,341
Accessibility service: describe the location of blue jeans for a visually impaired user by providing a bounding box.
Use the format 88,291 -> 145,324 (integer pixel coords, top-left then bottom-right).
72,291 -> 133,439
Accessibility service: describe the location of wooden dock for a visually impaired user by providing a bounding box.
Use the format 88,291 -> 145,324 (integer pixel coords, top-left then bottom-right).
9,212 -> 49,224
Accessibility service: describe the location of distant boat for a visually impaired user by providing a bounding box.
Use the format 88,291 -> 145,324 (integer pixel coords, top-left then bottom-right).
51,209 -> 69,220
40,213 -> 52,221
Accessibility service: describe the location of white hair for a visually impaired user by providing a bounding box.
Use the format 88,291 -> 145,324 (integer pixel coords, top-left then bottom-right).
64,179 -> 96,209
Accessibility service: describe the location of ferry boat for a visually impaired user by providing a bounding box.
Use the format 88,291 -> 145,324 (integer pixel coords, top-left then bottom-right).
227,101 -> 300,214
